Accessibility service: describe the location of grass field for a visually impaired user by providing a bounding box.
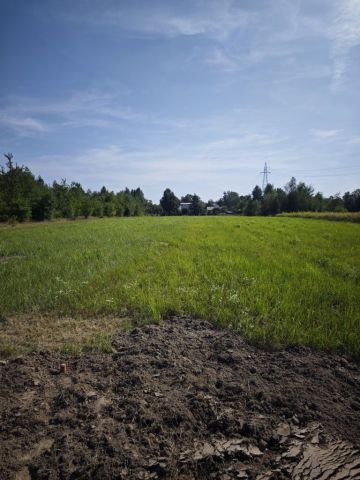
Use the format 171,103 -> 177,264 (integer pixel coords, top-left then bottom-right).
0,216 -> 359,358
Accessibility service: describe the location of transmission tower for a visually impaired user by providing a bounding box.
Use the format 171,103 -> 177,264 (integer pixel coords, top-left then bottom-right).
261,162 -> 271,191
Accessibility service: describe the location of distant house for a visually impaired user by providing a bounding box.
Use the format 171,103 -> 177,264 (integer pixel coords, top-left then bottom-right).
206,204 -> 222,215
179,202 -> 193,215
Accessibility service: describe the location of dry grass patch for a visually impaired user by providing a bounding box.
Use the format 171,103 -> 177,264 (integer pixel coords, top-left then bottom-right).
0,314 -> 131,358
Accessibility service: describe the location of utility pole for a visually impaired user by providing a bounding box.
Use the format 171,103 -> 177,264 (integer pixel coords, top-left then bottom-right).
261,162 -> 270,191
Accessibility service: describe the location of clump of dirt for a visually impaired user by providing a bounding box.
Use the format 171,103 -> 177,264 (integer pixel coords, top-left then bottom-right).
0,317 -> 359,479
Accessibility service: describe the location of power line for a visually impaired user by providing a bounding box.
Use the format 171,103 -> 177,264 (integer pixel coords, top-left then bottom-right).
271,166 -> 360,174
293,173 -> 360,178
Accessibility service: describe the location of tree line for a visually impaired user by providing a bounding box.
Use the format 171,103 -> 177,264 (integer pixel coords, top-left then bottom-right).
0,153 -> 154,222
0,153 -> 359,222
159,181 -> 360,216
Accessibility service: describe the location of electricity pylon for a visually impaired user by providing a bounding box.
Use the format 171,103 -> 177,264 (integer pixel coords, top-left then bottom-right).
261,163 -> 271,191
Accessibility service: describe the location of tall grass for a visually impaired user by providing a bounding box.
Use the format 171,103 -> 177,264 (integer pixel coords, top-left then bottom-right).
278,211 -> 360,222
0,216 -> 359,357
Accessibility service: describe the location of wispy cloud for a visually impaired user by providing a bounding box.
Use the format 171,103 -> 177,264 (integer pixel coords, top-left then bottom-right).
9,90 -> 137,119
205,43 -> 303,73
330,0 -> 360,87
348,136 -> 360,145
28,127 -> 291,196
203,3 -> 329,77
0,90 -> 142,134
205,48 -> 239,72
0,113 -> 48,135
311,129 -> 341,139
67,0 -> 250,41
57,0 -> 357,89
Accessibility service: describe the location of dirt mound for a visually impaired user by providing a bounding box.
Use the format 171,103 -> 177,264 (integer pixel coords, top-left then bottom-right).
1,317 -> 360,479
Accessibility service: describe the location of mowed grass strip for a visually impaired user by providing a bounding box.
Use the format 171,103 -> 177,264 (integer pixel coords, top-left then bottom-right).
0,216 -> 359,357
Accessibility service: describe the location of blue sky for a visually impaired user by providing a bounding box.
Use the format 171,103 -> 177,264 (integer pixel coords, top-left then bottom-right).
0,0 -> 359,202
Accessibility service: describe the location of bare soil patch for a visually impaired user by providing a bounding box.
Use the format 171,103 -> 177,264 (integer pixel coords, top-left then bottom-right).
1,317 -> 359,479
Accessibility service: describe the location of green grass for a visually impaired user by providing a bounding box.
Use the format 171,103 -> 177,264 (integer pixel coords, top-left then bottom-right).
0,216 -> 359,357
278,211 -> 360,222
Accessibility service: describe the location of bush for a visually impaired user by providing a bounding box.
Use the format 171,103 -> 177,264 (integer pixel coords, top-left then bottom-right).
32,193 -> 54,221
10,203 -> 31,222
92,202 -> 104,218
103,203 -> 115,217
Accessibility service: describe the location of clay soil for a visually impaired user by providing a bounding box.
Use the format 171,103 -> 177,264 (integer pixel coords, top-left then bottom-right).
1,317 -> 360,479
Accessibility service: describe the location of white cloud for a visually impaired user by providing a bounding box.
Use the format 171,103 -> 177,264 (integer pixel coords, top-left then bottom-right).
311,129 -> 341,139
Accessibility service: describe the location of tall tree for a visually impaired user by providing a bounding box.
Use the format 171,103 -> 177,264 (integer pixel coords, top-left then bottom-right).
343,189 -> 360,212
219,191 -> 240,212
181,194 -> 194,203
192,194 -> 204,215
0,153 -> 35,221
160,188 -> 180,215
252,185 -> 262,201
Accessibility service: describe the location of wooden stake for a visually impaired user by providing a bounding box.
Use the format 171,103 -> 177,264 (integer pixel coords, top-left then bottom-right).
60,363 -> 67,374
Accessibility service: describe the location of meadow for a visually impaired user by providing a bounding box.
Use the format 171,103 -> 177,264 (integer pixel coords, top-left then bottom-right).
0,216 -> 359,358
